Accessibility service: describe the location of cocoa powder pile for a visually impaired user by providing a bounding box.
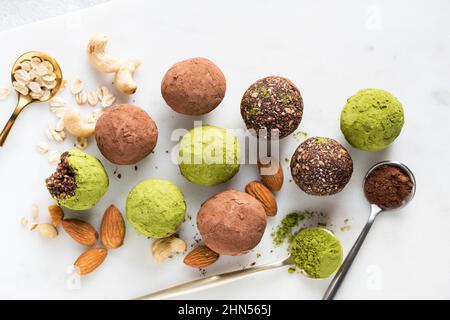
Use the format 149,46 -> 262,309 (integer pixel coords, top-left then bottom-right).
364,164 -> 414,209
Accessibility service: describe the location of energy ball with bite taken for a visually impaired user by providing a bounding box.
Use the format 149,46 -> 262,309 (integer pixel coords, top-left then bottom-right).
95,104 -> 158,165
290,137 -> 353,196
45,150 -> 109,211
126,179 -> 186,238
197,190 -> 267,256
241,76 -> 303,139
161,57 -> 226,115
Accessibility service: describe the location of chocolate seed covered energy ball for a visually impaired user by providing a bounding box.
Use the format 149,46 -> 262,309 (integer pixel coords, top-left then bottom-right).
240,76 -> 303,139
95,104 -> 158,165
161,57 -> 226,115
290,137 -> 353,196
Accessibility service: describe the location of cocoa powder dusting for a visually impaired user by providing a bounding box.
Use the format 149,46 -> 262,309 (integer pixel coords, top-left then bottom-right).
364,165 -> 413,209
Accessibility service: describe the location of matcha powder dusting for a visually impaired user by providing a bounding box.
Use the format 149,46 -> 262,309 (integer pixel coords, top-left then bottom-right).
289,228 -> 343,279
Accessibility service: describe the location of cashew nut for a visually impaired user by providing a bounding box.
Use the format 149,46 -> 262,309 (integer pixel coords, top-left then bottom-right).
63,109 -> 96,138
151,236 -> 186,263
114,59 -> 141,95
87,33 -> 121,73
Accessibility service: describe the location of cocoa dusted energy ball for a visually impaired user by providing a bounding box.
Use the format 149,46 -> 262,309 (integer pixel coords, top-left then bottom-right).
240,76 -> 303,139
197,190 -> 267,256
290,137 -> 353,196
95,104 -> 158,165
161,57 -> 226,115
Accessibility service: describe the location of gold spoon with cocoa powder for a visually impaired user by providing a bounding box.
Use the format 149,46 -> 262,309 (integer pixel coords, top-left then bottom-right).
0,51 -> 63,147
323,160 -> 416,300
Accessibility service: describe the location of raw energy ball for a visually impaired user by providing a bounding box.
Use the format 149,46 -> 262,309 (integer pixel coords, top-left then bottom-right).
290,137 -> 353,196
178,125 -> 240,186
45,150 -> 109,211
240,76 -> 303,139
197,190 -> 267,256
126,179 -> 186,238
340,88 -> 404,151
161,57 -> 226,115
95,104 -> 158,165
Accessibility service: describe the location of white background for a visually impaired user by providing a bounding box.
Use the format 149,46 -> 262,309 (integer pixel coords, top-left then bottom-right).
0,0 -> 449,299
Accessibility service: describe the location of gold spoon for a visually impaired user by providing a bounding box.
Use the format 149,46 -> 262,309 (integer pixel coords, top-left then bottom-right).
0,51 -> 63,147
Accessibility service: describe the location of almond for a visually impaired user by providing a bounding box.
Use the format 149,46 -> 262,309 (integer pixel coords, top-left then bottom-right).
62,219 -> 98,247
183,245 -> 219,268
48,204 -> 64,226
258,159 -> 284,192
245,181 -> 278,216
74,248 -> 107,275
100,205 -> 125,249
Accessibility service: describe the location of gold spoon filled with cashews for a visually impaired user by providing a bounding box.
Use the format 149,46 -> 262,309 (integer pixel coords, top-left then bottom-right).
0,51 -> 63,147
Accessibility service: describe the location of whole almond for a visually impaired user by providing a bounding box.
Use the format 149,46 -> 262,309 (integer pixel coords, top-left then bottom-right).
101,205 -> 125,249
62,219 -> 98,247
48,204 -> 64,226
245,181 -> 278,216
258,160 -> 284,192
184,245 -> 219,268
74,248 -> 107,275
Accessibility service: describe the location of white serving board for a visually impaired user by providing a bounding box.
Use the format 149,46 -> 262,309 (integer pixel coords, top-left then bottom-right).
0,0 -> 449,300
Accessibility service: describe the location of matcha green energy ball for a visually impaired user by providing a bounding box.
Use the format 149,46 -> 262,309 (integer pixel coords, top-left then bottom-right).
45,150 -> 109,211
126,179 -> 186,238
178,125 -> 240,186
340,88 -> 404,151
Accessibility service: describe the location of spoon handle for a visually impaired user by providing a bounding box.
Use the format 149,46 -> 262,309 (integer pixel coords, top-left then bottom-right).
135,257 -> 291,300
323,205 -> 383,300
0,96 -> 30,147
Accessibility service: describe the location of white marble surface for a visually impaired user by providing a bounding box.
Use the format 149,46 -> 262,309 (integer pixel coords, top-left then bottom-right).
0,0 -> 449,300
0,0 -> 109,31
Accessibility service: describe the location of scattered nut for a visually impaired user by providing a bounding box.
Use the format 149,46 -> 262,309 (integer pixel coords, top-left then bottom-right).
100,205 -> 125,249
48,151 -> 61,165
258,159 -> 284,192
49,96 -> 65,107
74,248 -> 108,276
48,204 -> 64,226
46,124 -> 64,142
152,236 -> 186,263
115,59 -> 141,95
75,91 -> 88,105
96,85 -> 108,100
101,93 -> 116,108
87,34 -> 121,73
62,219 -> 99,247
184,246 -> 220,268
87,90 -> 98,106
0,88 -> 10,100
71,79 -> 84,95
31,204 -> 39,220
75,136 -> 88,150
20,217 -> 29,227
245,181 -> 278,216
63,108 -> 96,138
37,223 -> 58,239
36,141 -> 49,154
